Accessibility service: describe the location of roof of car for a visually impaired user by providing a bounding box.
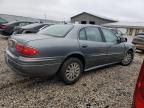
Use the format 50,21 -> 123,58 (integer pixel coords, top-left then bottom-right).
72,24 -> 110,30
21,23 -> 44,29
64,23 -> 101,28
4,21 -> 35,25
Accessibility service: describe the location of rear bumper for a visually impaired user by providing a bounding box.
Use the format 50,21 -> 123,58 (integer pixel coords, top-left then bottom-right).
5,49 -> 62,77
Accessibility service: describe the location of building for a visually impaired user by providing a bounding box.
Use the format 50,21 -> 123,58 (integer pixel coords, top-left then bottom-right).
0,14 -> 61,24
71,12 -> 117,25
71,12 -> 144,36
103,22 -> 144,36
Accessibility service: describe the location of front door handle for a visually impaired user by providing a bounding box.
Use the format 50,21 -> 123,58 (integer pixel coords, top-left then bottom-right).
82,44 -> 88,48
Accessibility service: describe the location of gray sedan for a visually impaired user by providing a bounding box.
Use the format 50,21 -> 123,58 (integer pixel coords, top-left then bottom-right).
5,24 -> 135,84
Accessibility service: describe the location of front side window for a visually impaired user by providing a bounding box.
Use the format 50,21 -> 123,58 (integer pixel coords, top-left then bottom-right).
102,28 -> 118,44
85,27 -> 103,42
38,25 -> 73,37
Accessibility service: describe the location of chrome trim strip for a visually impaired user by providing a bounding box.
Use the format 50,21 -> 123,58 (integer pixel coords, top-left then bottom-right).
87,53 -> 122,57
84,62 -> 119,72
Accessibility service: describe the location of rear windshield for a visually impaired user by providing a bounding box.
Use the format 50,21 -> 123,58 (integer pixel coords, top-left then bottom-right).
38,24 -> 73,37
22,23 -> 41,29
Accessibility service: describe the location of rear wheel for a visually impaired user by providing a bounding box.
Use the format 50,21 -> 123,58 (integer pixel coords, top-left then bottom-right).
121,51 -> 134,66
59,58 -> 83,85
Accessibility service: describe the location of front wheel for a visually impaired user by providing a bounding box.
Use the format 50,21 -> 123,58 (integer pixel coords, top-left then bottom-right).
59,58 -> 83,85
121,51 -> 134,66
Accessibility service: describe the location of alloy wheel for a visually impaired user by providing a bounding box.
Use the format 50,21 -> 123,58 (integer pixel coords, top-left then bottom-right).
65,62 -> 81,81
122,52 -> 133,65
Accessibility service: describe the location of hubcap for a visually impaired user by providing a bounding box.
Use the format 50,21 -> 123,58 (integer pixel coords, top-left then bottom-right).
65,63 -> 80,81
122,53 -> 132,64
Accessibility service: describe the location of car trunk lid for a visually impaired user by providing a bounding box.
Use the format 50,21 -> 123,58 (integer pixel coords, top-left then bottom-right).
8,34 -> 57,56
12,34 -> 56,43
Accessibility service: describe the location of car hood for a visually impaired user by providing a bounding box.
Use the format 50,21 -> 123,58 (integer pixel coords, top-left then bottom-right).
11,34 -> 57,43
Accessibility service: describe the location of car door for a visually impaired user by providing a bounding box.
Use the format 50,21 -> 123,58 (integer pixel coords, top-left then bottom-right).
78,26 -> 109,69
101,28 -> 125,63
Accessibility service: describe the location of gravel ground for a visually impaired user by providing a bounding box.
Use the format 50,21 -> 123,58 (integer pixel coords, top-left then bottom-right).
0,35 -> 143,108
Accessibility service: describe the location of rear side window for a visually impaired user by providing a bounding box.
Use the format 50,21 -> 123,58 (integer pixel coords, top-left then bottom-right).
85,27 -> 103,42
79,29 -> 87,40
33,25 -> 45,30
18,22 -> 29,27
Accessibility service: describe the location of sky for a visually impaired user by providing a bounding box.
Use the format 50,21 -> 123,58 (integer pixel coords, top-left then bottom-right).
0,0 -> 144,22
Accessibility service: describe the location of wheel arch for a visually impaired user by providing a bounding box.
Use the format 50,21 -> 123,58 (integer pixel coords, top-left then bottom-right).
128,48 -> 134,53
125,45 -> 134,54
57,52 -> 86,73
126,48 -> 134,55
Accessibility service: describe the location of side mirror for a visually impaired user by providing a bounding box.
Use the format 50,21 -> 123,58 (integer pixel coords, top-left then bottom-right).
118,37 -> 127,43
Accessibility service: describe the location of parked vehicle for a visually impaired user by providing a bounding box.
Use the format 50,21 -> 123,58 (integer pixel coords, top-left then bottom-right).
132,60 -> 144,108
132,33 -> 144,51
0,21 -> 34,36
13,23 -> 52,35
5,24 -> 135,84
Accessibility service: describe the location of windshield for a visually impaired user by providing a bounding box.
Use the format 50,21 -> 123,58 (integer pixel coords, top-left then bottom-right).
38,24 -> 73,37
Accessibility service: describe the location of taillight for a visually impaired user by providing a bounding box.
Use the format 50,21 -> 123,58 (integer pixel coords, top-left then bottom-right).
0,25 -> 8,29
15,43 -> 39,56
133,61 -> 144,108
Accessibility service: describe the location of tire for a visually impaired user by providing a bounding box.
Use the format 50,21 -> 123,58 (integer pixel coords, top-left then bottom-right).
59,58 -> 83,85
121,50 -> 134,66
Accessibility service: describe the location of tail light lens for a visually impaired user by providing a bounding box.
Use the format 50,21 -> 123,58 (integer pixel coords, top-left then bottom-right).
0,25 -> 8,29
133,61 -> 144,108
15,43 -> 39,56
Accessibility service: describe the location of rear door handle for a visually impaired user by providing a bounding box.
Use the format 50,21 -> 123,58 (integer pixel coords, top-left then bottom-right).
82,44 -> 88,48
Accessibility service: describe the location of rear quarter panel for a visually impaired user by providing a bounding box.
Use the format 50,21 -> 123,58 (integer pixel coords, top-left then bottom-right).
26,38 -> 81,59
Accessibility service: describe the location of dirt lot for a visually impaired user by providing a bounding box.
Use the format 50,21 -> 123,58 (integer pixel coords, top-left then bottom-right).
0,36 -> 143,108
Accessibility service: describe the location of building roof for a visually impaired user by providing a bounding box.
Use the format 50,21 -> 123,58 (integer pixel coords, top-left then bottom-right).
71,12 -> 117,22
103,22 -> 144,28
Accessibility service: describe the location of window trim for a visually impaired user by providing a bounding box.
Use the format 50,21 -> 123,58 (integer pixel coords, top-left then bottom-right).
100,28 -> 119,43
79,28 -> 87,40
78,26 -> 105,42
